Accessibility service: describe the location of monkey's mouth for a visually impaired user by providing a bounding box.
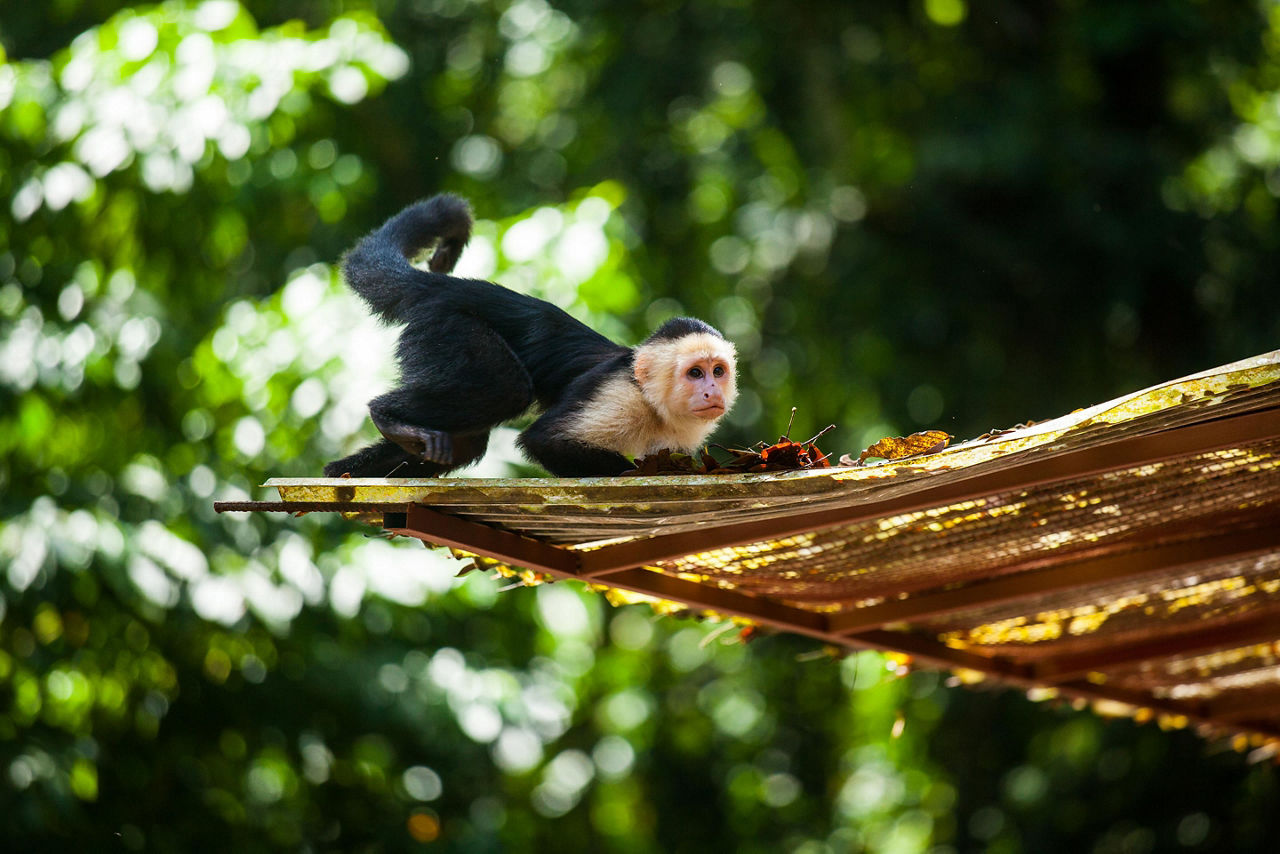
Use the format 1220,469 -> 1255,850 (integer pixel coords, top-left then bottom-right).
693,404 -> 725,418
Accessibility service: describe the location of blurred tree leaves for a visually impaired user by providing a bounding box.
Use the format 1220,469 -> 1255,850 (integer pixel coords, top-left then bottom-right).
3,0 -> 1279,851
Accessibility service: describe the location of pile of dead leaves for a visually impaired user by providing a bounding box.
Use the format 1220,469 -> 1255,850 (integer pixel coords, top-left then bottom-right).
624,426 -> 954,476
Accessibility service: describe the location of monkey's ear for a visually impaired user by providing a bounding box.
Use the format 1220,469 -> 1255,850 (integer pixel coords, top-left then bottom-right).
633,351 -> 652,386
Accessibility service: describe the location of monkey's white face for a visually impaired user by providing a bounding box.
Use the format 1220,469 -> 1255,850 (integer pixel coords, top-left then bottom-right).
677,355 -> 735,420
634,331 -> 738,431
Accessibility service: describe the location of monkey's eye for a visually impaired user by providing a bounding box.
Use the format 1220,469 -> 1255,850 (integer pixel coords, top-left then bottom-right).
687,367 -> 704,379
713,365 -> 725,378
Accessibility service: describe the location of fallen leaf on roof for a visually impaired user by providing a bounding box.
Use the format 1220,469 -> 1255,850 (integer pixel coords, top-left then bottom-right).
849,429 -> 952,466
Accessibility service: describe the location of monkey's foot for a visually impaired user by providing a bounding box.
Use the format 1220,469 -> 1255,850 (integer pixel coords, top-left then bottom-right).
380,425 -> 454,465
415,429 -> 453,465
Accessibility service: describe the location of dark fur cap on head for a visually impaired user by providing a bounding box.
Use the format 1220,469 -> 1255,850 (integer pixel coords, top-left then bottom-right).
644,316 -> 723,344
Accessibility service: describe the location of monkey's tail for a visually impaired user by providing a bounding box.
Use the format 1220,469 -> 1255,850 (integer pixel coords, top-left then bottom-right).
341,194 -> 473,323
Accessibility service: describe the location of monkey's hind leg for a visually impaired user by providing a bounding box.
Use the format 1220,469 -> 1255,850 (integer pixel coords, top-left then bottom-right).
367,384 -> 516,471
359,323 -> 534,472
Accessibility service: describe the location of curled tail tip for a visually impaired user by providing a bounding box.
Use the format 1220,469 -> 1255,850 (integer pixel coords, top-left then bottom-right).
406,193 -> 473,231
427,192 -> 472,218
416,194 -> 472,273
340,192 -> 475,316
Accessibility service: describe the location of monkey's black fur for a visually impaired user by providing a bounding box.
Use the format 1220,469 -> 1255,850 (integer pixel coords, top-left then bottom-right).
325,195 -> 722,478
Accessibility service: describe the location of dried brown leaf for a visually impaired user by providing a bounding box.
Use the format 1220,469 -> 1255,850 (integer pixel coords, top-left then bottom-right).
856,430 -> 952,465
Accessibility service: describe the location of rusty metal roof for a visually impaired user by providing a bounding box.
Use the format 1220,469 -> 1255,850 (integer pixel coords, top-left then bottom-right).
219,350 -> 1280,748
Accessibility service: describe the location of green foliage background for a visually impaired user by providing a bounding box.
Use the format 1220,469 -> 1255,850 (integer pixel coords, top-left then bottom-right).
2,1 -> 1278,851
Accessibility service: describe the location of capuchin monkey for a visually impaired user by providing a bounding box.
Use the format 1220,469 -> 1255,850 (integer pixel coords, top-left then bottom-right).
324,194 -> 738,478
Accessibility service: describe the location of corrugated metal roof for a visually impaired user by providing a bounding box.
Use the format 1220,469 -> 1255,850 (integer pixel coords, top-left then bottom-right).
219,350 -> 1280,749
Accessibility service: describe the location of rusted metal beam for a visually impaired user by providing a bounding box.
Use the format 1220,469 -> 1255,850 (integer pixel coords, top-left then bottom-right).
382,505 -> 838,636
829,520 -> 1280,635
1047,680 -> 1223,732
1208,690 -> 1280,723
214,499 -> 402,513
386,504 -> 581,575
599,568 -> 831,636
845,628 -> 1033,679
1055,681 -> 1279,739
1032,610 -> 1280,684
575,408 -> 1280,577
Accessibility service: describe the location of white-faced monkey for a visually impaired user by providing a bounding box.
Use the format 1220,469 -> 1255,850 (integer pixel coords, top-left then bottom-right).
324,194 -> 738,478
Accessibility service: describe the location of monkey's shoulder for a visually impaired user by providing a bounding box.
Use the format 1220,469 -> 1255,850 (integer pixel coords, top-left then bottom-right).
563,371 -> 716,460
560,372 -> 657,459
